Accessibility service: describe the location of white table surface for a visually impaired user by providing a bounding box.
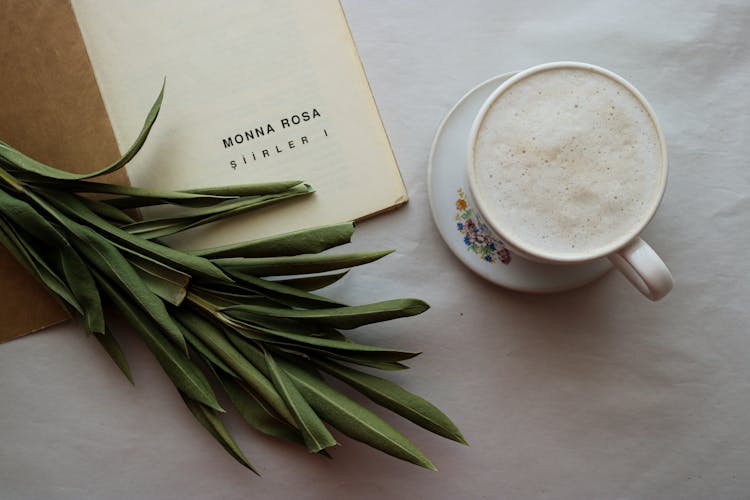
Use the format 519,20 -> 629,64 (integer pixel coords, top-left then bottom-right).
2,1 -> 749,499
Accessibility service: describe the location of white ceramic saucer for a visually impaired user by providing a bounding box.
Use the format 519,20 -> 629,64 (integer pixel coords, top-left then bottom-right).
428,73 -> 612,293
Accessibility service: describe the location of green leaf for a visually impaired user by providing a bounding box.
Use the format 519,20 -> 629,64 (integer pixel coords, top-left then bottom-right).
121,185 -> 313,240
79,197 -> 135,224
227,270 -> 345,309
174,308 -> 296,427
263,348 -> 337,453
313,359 -> 466,445
0,188 -> 70,246
211,366 -> 306,448
38,189 -> 230,282
179,392 -> 258,474
0,82 -> 164,180
275,346 -> 411,372
12,178 -> 232,206
222,298 -> 430,330
191,222 -> 355,259
179,323 -> 235,376
279,359 -> 437,470
218,313 -> 419,361
129,252 -> 190,306
181,182 -> 305,197
65,220 -> 187,352
213,250 -> 393,277
94,269 -> 223,412
189,285 -> 263,308
59,250 -> 105,335
0,164 -> 26,192
0,189 -> 103,333
0,216 -> 39,276
138,185 -> 313,222
94,327 -> 134,385
272,271 -> 349,292
201,297 -> 343,337
0,216 -> 82,314
106,180 -> 306,208
16,178 -> 303,208
273,342 -> 411,369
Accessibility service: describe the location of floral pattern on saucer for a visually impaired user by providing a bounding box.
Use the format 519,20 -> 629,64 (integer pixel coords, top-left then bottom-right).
455,188 -> 511,265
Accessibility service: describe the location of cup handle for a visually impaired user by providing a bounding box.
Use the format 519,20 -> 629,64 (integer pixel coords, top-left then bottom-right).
607,237 -> 673,301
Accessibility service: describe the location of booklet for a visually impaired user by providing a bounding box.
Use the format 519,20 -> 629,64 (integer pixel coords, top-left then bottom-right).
0,0 -> 407,341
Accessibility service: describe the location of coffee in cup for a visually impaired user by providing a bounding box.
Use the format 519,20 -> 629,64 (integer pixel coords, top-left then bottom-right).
466,62 -> 673,300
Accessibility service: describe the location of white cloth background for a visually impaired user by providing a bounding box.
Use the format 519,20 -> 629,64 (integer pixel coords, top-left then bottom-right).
2,1 -> 749,498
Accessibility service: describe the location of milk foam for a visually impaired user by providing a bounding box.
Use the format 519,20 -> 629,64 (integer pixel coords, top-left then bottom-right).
473,67 -> 663,257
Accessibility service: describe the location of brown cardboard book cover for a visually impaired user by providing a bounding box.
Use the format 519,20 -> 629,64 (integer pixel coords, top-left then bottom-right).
1,0 -> 407,342
0,0 -> 126,342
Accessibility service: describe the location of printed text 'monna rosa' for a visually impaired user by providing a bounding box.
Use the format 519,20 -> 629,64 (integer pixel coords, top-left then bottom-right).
222,109 -> 322,149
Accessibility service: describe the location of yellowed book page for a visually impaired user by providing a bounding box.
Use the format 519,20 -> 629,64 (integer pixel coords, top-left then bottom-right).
71,0 -> 406,249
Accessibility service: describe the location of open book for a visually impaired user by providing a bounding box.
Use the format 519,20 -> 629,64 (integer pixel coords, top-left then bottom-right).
0,0 -> 407,341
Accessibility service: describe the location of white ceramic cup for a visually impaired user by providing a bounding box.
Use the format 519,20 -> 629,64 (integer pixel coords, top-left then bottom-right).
466,62 -> 673,300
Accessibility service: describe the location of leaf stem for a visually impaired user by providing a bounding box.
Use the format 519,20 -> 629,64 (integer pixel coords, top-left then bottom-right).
0,165 -> 26,193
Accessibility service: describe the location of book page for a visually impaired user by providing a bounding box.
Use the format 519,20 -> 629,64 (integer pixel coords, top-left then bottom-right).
71,0 -> 407,249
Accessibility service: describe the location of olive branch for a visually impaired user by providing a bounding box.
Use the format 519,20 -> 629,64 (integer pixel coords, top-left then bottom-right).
0,85 -> 465,473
